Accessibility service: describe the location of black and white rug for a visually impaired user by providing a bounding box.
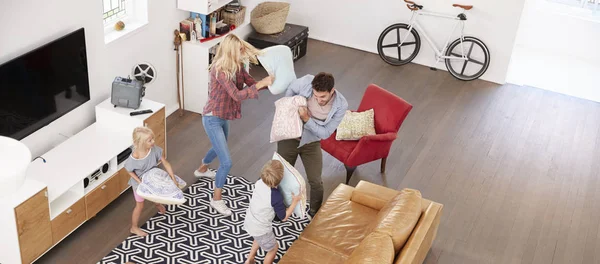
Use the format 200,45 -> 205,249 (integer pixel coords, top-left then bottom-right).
100,176 -> 311,264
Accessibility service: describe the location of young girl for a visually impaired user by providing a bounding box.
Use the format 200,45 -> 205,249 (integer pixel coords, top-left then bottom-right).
194,34 -> 274,216
124,127 -> 178,237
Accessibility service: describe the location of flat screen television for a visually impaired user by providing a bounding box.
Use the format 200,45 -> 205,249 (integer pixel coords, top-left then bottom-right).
0,28 -> 90,140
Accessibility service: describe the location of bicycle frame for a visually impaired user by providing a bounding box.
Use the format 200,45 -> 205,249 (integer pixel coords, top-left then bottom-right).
401,9 -> 468,63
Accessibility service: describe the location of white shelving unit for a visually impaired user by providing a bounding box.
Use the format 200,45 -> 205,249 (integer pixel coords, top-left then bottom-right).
26,123 -> 131,204
184,21 -> 251,49
82,159 -> 119,195
178,0 -> 261,114
49,188 -> 82,219
0,98 -> 166,264
177,0 -> 233,15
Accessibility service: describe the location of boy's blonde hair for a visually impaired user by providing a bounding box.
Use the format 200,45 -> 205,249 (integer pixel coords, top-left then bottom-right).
208,34 -> 262,81
261,160 -> 284,188
132,127 -> 154,150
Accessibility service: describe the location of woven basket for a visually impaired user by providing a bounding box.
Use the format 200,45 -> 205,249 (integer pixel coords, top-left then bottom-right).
221,6 -> 246,27
250,2 -> 290,34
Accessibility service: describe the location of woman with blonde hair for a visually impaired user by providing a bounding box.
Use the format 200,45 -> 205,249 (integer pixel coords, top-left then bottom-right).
194,34 -> 274,216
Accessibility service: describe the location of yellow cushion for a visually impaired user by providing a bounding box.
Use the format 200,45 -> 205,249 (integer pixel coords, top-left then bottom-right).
373,188 -> 422,253
336,109 -> 376,140
345,232 -> 395,264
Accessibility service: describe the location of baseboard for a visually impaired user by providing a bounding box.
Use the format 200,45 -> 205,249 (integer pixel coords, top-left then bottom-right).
307,34 -> 503,84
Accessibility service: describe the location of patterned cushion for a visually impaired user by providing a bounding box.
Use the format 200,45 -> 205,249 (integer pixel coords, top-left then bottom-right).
272,152 -> 308,219
335,109 -> 376,140
136,168 -> 187,205
270,96 -> 307,143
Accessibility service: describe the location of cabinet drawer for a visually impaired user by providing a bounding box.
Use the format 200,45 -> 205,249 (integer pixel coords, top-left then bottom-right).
144,107 -> 165,134
15,188 -> 52,264
85,173 -> 121,219
155,130 -> 166,158
117,168 -> 132,194
51,198 -> 86,244
147,116 -> 165,136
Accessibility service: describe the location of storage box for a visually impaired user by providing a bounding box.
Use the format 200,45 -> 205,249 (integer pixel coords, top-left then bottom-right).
221,6 -> 246,27
247,23 -> 309,62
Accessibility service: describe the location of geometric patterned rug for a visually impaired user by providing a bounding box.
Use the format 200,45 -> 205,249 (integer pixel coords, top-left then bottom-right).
99,174 -> 311,264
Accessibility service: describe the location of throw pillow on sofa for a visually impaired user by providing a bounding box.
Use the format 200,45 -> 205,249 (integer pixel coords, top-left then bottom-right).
257,45 -> 297,95
136,168 -> 187,205
345,232 -> 395,264
272,152 -> 307,219
336,109 -> 376,140
270,95 -> 307,143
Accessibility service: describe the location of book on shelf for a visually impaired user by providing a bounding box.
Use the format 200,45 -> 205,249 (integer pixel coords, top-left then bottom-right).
179,19 -> 194,41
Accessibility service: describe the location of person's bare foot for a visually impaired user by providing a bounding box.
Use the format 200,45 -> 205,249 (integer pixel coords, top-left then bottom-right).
155,204 -> 166,214
130,227 -> 148,237
244,258 -> 255,264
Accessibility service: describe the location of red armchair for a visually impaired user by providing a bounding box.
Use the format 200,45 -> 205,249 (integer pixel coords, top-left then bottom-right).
321,84 -> 413,184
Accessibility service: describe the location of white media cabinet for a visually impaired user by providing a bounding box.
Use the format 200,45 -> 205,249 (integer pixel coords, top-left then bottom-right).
177,0 -> 262,114
0,98 -> 166,264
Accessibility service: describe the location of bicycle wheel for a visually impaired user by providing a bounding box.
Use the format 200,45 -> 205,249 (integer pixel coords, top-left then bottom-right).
444,36 -> 490,81
377,23 -> 421,66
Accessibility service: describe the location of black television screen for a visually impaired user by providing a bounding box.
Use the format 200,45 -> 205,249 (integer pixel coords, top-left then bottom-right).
0,28 -> 90,140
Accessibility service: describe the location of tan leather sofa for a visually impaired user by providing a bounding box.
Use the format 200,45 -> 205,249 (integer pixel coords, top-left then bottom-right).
279,180 -> 443,264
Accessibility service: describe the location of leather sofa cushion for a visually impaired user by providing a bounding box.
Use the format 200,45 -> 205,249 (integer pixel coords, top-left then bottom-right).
279,239 -> 348,264
345,232 -> 395,264
352,180 -> 403,210
300,199 -> 379,256
353,181 -> 433,213
395,202 -> 443,264
373,188 -> 422,253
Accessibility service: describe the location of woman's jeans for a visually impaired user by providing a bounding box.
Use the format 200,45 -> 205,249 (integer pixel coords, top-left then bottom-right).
202,116 -> 230,188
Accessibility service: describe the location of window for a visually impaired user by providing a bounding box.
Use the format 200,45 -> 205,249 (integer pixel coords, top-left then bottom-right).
103,0 -> 128,25
103,0 -> 149,44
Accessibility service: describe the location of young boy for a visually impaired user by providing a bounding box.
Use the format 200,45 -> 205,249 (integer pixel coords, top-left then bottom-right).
244,160 -> 301,264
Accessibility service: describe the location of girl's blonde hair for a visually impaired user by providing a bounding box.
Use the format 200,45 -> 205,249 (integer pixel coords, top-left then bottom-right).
132,127 -> 154,150
208,34 -> 262,80
261,160 -> 284,188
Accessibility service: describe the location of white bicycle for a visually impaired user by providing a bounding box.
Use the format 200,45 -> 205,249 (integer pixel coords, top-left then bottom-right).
377,1 -> 490,81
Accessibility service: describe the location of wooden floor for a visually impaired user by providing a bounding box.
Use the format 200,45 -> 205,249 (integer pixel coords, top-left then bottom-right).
39,39 -> 600,264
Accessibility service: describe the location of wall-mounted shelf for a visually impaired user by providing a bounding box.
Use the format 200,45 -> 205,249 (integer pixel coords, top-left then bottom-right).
177,0 -> 233,15
187,22 -> 250,49
179,0 -> 263,115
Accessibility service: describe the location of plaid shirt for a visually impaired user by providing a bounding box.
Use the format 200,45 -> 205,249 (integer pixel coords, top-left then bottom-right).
203,67 -> 258,120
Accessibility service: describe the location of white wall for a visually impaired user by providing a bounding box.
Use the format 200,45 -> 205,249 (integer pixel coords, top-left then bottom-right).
285,0 -> 527,84
514,0 -> 600,63
0,0 -> 187,157
506,0 -> 600,102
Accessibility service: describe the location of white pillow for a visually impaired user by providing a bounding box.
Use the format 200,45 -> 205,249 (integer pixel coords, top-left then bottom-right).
272,152 -> 307,219
270,95 -> 307,143
136,168 -> 187,205
257,45 -> 297,95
